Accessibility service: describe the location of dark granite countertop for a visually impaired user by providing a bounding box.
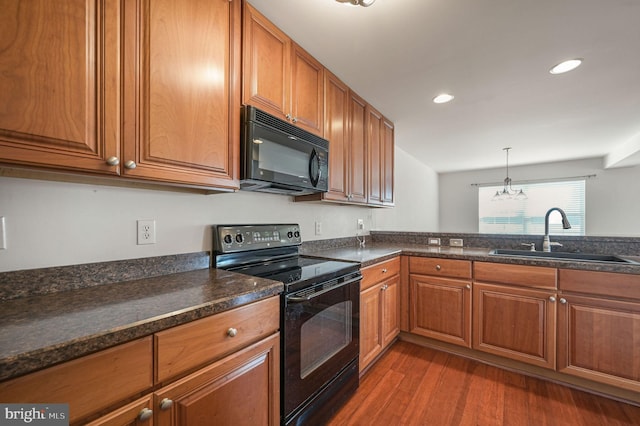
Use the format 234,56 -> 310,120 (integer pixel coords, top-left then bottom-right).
305,242 -> 640,274
0,268 -> 283,382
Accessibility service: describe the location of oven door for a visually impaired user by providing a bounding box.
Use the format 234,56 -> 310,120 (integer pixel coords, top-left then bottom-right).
283,273 -> 360,422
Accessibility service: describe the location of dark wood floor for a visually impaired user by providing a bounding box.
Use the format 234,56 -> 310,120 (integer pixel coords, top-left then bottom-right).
328,341 -> 640,426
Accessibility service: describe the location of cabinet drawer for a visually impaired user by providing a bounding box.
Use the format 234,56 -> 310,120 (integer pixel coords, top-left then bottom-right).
155,296 -> 280,383
409,257 -> 471,279
474,262 -> 557,289
559,269 -> 640,301
361,257 -> 400,290
0,337 -> 153,425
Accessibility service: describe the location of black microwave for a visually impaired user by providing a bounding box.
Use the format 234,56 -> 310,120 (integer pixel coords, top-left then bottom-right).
240,106 -> 329,195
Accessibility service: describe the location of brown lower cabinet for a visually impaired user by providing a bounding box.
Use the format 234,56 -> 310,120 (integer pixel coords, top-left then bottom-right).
558,269 -> 640,393
0,296 -> 280,426
472,282 -> 557,370
360,257 -> 401,373
409,258 -> 472,348
153,333 -> 279,426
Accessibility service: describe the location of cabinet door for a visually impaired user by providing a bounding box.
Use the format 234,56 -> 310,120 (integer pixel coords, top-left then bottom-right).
154,333 -> 280,426
473,282 -> 557,369
348,91 -> 368,204
290,43 -> 324,136
323,71 -> 350,202
381,117 -> 395,206
0,0 -> 120,174
366,105 -> 383,205
122,0 -> 240,189
410,275 -> 471,347
242,2 -> 290,120
381,276 -> 400,347
360,283 -> 382,372
558,294 -> 640,392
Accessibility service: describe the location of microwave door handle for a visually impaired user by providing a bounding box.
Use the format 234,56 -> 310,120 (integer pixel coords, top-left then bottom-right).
309,148 -> 320,187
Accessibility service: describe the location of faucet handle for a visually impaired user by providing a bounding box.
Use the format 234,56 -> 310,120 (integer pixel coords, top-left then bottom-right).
521,242 -> 536,251
549,242 -> 563,248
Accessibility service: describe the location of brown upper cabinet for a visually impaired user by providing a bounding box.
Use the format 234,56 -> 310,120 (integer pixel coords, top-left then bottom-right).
366,106 -> 394,206
0,0 -> 121,175
0,0 -> 241,191
243,2 -> 324,137
307,72 -> 368,204
121,0 -> 241,189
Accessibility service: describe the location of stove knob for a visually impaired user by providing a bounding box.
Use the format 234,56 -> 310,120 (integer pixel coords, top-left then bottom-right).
223,234 -> 233,245
294,231 -> 300,238
235,234 -> 244,243
287,231 -> 293,239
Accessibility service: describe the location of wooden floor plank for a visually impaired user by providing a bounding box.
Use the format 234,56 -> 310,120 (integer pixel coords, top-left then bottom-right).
327,342 -> 640,426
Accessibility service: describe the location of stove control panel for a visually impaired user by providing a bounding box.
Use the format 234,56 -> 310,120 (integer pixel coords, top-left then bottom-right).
213,224 -> 302,253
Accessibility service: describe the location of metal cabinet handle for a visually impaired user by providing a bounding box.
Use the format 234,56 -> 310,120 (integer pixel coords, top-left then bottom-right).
549,296 -> 556,303
138,408 -> 153,421
381,284 -> 388,291
435,265 -> 441,271
124,160 -> 137,169
466,284 -> 471,290
560,298 -> 567,304
286,114 -> 292,120
292,117 -> 298,123
106,156 -> 120,166
227,327 -> 238,337
382,268 -> 388,273
159,398 -> 173,411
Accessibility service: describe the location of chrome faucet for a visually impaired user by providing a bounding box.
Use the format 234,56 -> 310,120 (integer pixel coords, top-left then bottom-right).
543,207 -> 571,252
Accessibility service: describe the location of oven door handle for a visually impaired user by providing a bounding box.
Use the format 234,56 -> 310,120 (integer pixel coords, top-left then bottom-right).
286,276 -> 361,303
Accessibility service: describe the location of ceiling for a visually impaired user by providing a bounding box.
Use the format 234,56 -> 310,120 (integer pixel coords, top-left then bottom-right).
246,0 -> 640,173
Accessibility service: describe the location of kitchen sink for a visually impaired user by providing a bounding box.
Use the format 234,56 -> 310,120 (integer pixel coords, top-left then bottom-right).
489,249 -> 639,264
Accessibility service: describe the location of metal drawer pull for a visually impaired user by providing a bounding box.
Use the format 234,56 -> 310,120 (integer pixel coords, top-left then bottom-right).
560,298 -> 567,304
382,268 -> 388,273
159,398 -> 173,411
227,327 -> 238,337
549,296 -> 556,303
466,284 -> 471,290
138,408 -> 153,421
435,265 -> 441,271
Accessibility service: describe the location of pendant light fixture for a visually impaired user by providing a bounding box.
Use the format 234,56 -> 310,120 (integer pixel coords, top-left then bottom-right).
336,0 -> 376,7
492,147 -> 527,201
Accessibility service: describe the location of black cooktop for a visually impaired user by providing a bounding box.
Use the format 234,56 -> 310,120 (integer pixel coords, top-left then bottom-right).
221,255 -> 360,293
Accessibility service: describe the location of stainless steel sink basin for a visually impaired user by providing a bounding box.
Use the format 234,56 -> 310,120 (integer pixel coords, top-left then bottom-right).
489,249 -> 639,264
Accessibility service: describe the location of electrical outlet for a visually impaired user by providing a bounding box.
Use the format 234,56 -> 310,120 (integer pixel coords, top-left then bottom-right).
450,238 -> 464,247
315,221 -> 322,235
428,238 -> 441,246
357,219 -> 364,231
137,220 -> 156,245
0,216 -> 6,250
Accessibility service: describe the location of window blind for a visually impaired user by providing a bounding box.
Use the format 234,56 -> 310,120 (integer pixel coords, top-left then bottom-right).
478,179 -> 585,235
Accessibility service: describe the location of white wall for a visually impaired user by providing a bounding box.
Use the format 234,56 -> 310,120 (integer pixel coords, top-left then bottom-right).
374,146 -> 439,231
0,146 -> 439,272
439,157 -> 640,236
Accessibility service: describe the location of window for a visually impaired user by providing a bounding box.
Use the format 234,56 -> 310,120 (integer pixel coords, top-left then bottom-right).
479,179 -> 585,235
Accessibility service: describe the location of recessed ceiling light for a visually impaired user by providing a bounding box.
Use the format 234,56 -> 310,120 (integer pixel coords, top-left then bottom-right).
549,59 -> 583,74
433,93 -> 454,104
